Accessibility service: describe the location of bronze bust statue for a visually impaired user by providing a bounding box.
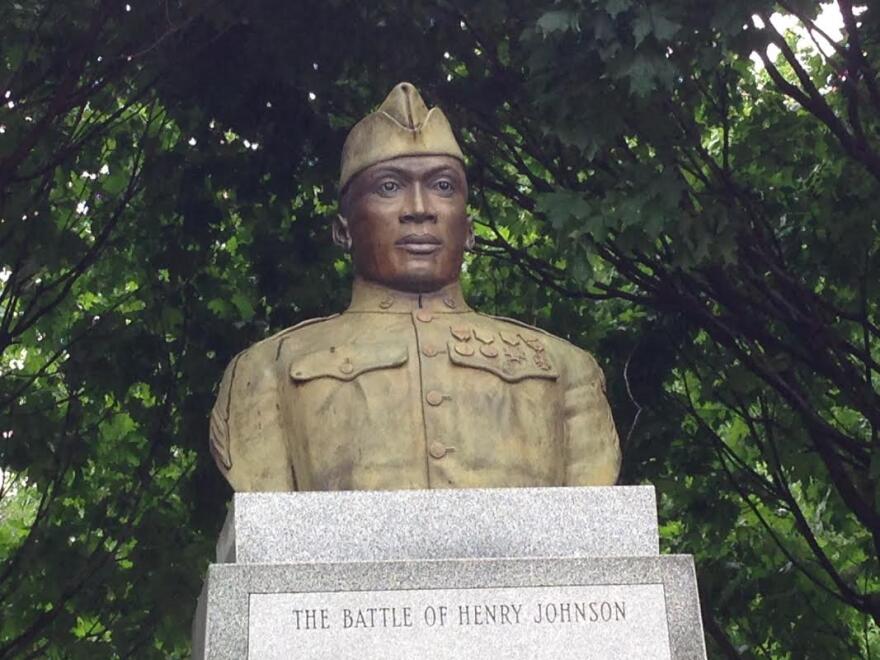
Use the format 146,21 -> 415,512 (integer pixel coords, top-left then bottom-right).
209,82 -> 621,491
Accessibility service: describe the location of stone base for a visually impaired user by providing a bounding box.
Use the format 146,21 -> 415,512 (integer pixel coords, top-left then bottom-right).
194,556 -> 705,659
217,486 -> 660,564
193,488 -> 706,659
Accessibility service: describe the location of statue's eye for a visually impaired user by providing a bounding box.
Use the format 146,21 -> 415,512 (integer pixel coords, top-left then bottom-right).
435,180 -> 453,192
379,181 -> 399,194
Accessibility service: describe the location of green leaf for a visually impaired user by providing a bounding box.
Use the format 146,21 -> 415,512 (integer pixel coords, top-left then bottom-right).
231,292 -> 256,321
536,10 -> 580,35
603,0 -> 632,18
632,7 -> 681,45
535,190 -> 591,230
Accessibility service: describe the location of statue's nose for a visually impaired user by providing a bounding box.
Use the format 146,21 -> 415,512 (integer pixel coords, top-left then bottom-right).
400,184 -> 437,223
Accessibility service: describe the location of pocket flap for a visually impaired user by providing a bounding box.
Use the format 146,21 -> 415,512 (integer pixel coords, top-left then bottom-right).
447,341 -> 558,382
290,342 -> 408,382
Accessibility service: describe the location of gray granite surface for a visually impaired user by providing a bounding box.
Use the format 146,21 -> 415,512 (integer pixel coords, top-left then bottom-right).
217,486 -> 659,564
193,555 -> 706,659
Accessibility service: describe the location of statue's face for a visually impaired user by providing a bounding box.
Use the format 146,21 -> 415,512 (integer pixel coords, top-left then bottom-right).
336,155 -> 472,293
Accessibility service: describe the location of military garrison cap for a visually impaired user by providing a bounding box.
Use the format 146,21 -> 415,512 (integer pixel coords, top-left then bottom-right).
339,82 -> 465,190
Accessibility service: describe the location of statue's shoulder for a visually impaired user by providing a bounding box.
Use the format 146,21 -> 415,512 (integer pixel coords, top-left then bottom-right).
263,313 -> 343,344
231,313 -> 343,367
210,314 -> 340,473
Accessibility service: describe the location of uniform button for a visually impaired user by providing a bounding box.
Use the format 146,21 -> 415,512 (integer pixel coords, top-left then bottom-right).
379,296 -> 394,309
416,310 -> 433,323
339,360 -> 354,374
421,344 -> 439,357
428,441 -> 447,459
454,343 -> 475,356
426,390 -> 444,406
443,297 -> 456,309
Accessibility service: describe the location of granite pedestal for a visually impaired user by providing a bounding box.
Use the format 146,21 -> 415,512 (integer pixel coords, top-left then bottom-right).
193,487 -> 707,659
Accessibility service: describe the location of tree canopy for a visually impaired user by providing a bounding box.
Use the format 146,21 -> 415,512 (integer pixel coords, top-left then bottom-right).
1,0 -> 878,656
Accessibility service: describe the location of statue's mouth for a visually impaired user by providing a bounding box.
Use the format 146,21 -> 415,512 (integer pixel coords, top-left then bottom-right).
396,234 -> 443,254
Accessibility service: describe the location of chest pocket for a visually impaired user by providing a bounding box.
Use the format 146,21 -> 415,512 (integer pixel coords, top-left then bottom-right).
447,341 -> 558,383
290,342 -> 408,383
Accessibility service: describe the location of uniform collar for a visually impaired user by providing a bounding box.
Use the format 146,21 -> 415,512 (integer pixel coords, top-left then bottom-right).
346,278 -> 471,313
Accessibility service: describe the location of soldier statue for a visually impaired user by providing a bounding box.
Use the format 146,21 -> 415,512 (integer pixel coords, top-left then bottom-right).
209,82 -> 621,491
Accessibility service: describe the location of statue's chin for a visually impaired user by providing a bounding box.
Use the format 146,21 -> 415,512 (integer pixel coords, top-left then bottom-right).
360,273 -> 457,294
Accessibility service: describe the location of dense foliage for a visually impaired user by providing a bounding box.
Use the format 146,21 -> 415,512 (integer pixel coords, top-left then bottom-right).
1,0 -> 878,656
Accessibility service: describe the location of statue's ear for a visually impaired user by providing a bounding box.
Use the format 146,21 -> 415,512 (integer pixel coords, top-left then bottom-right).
332,214 -> 352,251
464,216 -> 475,251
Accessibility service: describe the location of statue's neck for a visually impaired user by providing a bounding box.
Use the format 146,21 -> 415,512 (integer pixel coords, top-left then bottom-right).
347,278 -> 469,313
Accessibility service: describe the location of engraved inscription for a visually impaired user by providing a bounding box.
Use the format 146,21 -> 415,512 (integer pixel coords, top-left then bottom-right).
248,584 -> 670,660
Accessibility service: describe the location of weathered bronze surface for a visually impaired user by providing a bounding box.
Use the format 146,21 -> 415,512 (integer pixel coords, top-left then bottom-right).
210,82 -> 621,491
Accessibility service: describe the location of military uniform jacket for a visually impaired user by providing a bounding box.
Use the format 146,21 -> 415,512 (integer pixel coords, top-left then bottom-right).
210,279 -> 621,491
